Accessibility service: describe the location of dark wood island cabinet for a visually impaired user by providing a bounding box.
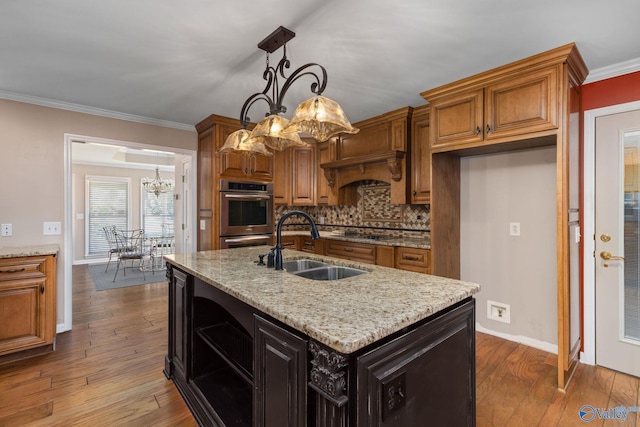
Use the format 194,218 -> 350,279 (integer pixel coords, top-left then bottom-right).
164,247 -> 479,427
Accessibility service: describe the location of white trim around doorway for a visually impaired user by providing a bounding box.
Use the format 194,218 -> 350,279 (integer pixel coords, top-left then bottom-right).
62,133 -> 197,332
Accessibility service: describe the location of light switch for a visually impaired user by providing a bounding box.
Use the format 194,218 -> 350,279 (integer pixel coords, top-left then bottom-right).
43,222 -> 61,235
509,222 -> 521,236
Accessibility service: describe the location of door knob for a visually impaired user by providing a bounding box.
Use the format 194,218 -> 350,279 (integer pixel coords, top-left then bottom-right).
600,234 -> 612,242
600,251 -> 624,261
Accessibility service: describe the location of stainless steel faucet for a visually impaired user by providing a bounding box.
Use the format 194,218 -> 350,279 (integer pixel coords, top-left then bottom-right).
274,210 -> 320,270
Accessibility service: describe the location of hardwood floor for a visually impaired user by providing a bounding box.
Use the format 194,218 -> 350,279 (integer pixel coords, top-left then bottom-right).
0,264 -> 638,426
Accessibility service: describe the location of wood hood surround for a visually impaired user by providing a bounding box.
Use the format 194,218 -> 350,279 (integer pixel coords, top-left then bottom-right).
320,106 -> 413,205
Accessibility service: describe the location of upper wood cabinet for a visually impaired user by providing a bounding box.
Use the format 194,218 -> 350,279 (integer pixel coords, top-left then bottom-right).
274,144 -> 315,206
215,119 -> 273,181
421,43 -> 588,390
410,105 -> 431,204
425,63 -> 559,153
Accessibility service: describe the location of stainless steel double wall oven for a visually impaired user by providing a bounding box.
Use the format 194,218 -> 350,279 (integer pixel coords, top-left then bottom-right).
219,179 -> 273,249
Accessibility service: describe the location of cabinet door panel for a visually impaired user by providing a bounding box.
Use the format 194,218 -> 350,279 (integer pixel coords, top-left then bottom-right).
410,106 -> 431,204
485,67 -> 558,139
273,150 -> 290,205
0,281 -> 45,353
316,141 -> 333,205
291,147 -> 315,205
254,315 -> 307,427
430,89 -> 483,150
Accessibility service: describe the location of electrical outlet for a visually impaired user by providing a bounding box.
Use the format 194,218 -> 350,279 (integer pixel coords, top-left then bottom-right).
487,300 -> 511,324
382,371 -> 406,420
319,216 -> 325,225
509,222 -> 521,236
1,224 -> 12,237
43,221 -> 61,235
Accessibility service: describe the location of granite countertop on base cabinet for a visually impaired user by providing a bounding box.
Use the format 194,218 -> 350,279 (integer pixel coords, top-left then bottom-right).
0,244 -> 60,259
165,246 -> 479,354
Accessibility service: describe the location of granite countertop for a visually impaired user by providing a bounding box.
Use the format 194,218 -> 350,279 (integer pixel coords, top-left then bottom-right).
281,230 -> 431,249
0,244 -> 60,259
165,246 -> 479,354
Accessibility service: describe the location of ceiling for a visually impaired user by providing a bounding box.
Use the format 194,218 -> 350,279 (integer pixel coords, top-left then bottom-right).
1,0 -> 639,129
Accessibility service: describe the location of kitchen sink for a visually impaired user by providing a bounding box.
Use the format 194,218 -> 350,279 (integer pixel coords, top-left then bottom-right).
282,258 -> 368,280
291,265 -> 368,281
282,259 -> 328,272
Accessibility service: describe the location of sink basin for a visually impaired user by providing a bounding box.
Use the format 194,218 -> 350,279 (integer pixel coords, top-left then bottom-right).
291,266 -> 367,281
282,259 -> 328,272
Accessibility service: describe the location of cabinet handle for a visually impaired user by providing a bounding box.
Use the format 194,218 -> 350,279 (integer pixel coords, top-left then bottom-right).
413,190 -> 417,196
251,168 -> 255,174
475,126 -> 482,135
0,268 -> 26,273
40,284 -> 45,294
344,248 -> 353,252
486,124 -> 492,134
404,255 -> 420,261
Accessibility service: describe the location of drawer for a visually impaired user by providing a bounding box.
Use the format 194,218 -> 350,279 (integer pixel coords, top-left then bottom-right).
300,237 -> 322,254
326,240 -> 376,264
280,236 -> 298,250
0,257 -> 48,282
395,247 -> 430,274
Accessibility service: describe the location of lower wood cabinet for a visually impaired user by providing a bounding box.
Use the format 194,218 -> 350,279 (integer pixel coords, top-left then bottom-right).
325,240 -> 376,264
254,315 -> 307,427
0,254 -> 57,358
395,247 -> 431,274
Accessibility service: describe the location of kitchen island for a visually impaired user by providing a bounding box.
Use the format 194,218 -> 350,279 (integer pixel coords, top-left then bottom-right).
164,246 -> 480,426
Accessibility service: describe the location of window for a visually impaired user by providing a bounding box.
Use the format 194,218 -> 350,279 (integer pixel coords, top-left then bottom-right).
86,176 -> 130,256
141,184 -> 174,237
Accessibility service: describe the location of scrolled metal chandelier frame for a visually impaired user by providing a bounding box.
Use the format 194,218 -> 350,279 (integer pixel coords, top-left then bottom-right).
219,26 -> 359,158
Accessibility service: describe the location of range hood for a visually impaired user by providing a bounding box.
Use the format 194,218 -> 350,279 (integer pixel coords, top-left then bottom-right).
320,107 -> 412,205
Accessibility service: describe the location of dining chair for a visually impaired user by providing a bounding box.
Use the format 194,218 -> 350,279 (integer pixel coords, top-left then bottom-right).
103,225 -> 120,272
112,229 -> 148,282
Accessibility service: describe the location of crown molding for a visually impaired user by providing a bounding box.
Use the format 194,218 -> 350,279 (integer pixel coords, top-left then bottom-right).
584,56 -> 640,84
0,90 -> 196,131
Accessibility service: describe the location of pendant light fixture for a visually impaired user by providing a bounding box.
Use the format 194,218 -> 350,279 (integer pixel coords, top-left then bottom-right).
218,26 -> 358,157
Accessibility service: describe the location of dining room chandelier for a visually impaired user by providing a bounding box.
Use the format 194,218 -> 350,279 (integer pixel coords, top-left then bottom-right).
219,26 -> 359,157
142,166 -> 174,197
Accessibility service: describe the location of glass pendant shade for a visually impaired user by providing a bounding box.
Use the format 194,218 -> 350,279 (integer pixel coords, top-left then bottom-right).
218,129 -> 273,157
286,95 -> 359,142
247,114 -> 308,151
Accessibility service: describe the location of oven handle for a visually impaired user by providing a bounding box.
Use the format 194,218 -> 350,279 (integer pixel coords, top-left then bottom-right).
223,194 -> 272,200
223,236 -> 272,243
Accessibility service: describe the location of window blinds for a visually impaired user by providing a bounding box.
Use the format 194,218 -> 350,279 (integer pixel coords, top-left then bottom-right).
87,177 -> 129,255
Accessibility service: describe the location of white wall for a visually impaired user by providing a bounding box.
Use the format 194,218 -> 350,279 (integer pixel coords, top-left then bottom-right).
460,146 -> 558,349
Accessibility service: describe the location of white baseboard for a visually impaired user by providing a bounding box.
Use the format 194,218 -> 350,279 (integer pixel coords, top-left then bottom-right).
57,323 -> 70,333
476,323 -> 558,355
73,257 -> 109,265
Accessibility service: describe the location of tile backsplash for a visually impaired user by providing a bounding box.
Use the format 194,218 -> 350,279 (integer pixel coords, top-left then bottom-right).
276,181 -> 429,238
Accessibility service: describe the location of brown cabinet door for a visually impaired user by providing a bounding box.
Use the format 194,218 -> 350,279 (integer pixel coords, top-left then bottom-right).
410,106 -> 431,204
217,122 -> 274,181
430,89 -> 483,150
316,141 -> 333,205
0,256 -> 55,356
291,146 -> 315,205
197,130 -> 214,251
484,66 -> 558,140
273,149 -> 290,205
